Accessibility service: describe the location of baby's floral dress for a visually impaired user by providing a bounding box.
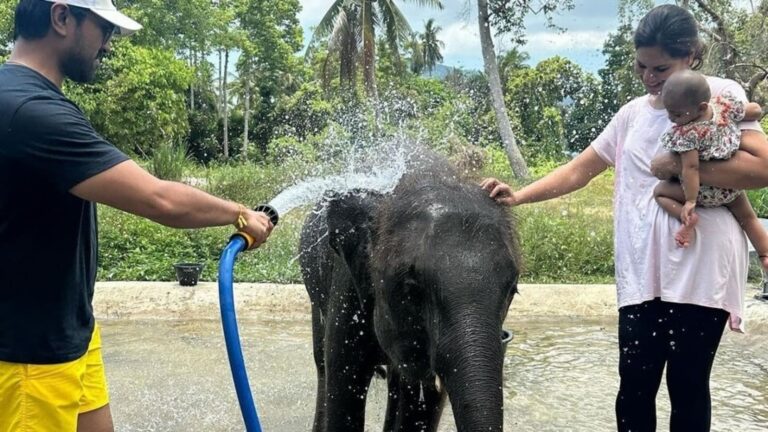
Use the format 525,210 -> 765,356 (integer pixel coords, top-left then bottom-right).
661,91 -> 746,207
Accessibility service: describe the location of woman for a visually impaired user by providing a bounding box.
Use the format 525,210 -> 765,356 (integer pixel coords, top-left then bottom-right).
482,5 -> 768,431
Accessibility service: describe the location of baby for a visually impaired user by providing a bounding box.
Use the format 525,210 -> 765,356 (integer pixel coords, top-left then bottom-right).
654,70 -> 768,269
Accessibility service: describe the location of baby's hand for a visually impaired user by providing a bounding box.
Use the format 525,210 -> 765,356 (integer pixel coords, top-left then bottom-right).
681,201 -> 697,226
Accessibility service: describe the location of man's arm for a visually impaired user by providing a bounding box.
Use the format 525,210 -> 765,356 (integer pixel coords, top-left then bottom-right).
70,160 -> 272,245
651,130 -> 768,189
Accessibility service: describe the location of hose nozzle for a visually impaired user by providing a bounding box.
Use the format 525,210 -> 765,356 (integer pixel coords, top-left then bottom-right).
253,203 -> 279,226
231,204 -> 280,250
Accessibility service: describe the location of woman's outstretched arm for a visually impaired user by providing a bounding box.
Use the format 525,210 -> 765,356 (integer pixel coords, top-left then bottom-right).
483,146 -> 609,206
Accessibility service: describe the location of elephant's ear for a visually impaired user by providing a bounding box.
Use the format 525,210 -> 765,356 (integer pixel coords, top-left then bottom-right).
326,190 -> 381,306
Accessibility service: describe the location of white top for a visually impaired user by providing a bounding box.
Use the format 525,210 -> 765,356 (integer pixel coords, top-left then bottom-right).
591,76 -> 762,331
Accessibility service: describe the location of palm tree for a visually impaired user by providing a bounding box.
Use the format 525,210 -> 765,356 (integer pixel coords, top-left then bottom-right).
307,0 -> 443,98
404,32 -> 425,75
498,47 -> 530,84
421,18 -> 444,76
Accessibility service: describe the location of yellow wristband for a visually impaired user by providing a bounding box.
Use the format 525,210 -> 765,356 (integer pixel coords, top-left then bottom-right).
235,204 -> 248,230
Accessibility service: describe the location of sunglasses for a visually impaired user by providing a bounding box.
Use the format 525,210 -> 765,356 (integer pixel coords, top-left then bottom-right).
88,11 -> 117,45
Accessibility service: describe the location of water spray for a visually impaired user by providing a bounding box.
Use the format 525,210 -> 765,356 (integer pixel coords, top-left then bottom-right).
216,138 -> 412,429
218,204 -> 279,432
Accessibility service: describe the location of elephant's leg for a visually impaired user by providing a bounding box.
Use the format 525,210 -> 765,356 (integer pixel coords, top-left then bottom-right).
382,366 -> 400,432
323,291 -> 378,431
392,374 -> 446,432
310,305 -> 327,432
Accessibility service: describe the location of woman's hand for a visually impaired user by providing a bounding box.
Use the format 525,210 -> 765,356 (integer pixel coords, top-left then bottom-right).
480,178 -> 518,206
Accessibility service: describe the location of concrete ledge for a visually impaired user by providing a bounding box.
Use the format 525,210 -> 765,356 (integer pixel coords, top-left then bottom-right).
94,282 -> 768,324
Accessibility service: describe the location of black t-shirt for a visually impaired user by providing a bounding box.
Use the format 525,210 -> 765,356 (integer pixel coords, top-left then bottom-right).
0,64 -> 129,364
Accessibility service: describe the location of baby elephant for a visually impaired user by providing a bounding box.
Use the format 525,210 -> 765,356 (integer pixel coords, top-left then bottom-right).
299,156 -> 520,432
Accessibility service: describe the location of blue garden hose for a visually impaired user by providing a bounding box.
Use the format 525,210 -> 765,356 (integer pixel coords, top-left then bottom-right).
218,204 -> 279,432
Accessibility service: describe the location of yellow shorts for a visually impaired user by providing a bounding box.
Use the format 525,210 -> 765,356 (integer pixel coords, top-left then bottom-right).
0,325 -> 109,432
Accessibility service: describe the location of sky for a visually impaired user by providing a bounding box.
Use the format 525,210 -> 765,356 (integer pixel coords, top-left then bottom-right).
296,0 -> 758,74
298,0 -> 626,74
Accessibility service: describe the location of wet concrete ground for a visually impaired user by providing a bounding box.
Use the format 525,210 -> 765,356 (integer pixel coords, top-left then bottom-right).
95,283 -> 768,431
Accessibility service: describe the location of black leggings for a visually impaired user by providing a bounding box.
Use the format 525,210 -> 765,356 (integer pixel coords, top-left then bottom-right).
616,298 -> 728,432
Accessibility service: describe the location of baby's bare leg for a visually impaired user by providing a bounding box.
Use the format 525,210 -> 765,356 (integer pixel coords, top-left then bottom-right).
725,193 -> 768,270
654,180 -> 685,220
654,181 -> 698,247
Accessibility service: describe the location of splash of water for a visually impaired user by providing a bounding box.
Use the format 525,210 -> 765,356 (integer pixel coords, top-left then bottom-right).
267,140 -> 411,216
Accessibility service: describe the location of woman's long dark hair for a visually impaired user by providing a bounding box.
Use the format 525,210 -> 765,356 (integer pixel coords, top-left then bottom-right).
634,4 -> 705,70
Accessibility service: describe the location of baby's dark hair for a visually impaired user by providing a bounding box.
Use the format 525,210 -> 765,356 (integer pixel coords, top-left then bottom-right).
662,70 -> 710,107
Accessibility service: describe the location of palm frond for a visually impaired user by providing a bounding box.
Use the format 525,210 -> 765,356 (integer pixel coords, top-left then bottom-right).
379,0 -> 412,43
306,0 -> 347,57
401,0 -> 444,10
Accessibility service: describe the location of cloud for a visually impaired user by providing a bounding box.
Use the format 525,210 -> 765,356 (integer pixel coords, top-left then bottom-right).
441,22 -> 608,55
441,21 -> 481,56
524,30 -> 610,51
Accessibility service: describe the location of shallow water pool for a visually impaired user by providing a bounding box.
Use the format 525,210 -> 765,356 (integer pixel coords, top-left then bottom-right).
101,317 -> 768,431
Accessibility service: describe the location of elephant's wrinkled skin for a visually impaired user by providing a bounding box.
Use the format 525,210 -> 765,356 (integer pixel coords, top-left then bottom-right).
299,156 -> 520,432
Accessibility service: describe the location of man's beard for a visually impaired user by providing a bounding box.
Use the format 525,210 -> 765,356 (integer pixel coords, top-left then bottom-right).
61,31 -> 99,83
61,51 -> 97,83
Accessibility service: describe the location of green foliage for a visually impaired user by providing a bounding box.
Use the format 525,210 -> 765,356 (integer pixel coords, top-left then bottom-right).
98,203 -> 304,283
187,89 -> 221,163
516,201 -> 614,283
150,143 -> 189,181
505,56 -> 590,161
122,0 -> 220,52
307,0 -> 443,98
598,23 -> 645,112
565,74 -> 608,153
421,19 -> 444,75
488,0 -> 575,44
747,189 -> 768,219
205,162 -> 300,207
273,83 -> 334,140
0,0 -> 13,56
66,42 -> 192,156
266,135 -> 318,164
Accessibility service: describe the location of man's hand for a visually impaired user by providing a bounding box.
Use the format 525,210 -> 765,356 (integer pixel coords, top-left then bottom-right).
480,178 -> 518,206
650,152 -> 681,180
240,210 -> 274,249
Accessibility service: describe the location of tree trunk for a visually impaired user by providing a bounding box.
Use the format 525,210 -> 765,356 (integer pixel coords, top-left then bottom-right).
223,49 -> 230,159
340,31 -> 357,95
477,0 -> 529,179
243,78 -> 250,160
362,0 -> 378,99
189,50 -> 195,110
218,49 -> 223,116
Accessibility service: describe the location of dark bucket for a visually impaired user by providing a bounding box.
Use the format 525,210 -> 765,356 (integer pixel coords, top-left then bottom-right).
173,263 -> 204,286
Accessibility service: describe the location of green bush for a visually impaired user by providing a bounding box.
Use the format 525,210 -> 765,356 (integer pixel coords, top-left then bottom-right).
747,188 -> 768,218
266,135 -> 318,164
150,143 -> 189,181
204,163 -> 304,207
98,205 -> 304,283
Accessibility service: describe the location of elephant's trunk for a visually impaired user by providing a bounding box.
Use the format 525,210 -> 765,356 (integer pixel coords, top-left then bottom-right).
436,318 -> 504,432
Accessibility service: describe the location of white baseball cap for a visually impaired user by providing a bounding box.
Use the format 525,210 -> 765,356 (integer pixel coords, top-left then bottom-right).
44,0 -> 142,36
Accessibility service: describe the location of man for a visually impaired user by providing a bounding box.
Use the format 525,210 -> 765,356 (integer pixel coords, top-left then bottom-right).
0,1 -> 273,431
